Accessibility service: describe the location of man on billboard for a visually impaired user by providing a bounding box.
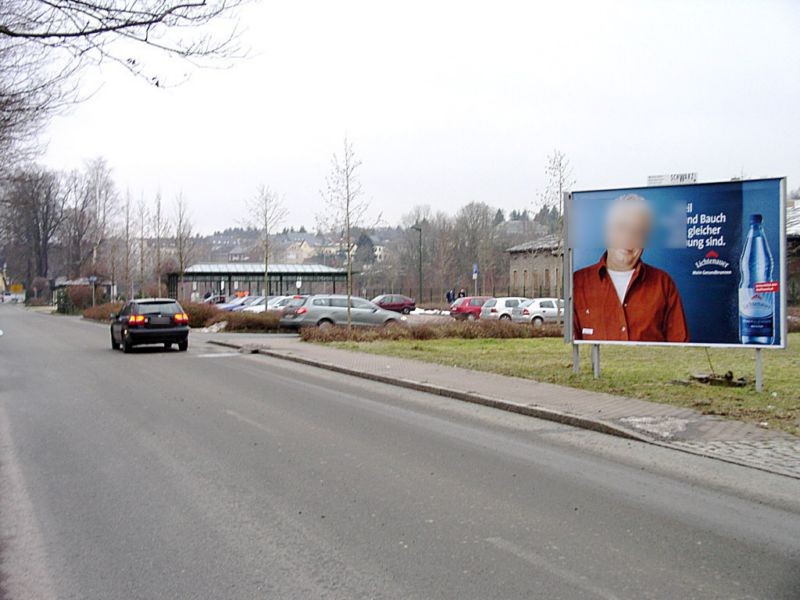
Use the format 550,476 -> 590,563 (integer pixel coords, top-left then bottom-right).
573,194 -> 689,342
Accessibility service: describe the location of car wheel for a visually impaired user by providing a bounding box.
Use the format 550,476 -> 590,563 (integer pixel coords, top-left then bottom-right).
122,335 -> 133,353
402,307 -> 411,315
499,314 -> 511,321
532,317 -> 544,328
178,340 -> 188,352
111,331 -> 120,350
317,319 -> 333,330
466,313 -> 476,321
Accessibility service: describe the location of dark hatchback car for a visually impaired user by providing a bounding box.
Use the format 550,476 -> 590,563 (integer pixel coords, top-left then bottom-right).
110,298 -> 190,353
371,294 -> 416,314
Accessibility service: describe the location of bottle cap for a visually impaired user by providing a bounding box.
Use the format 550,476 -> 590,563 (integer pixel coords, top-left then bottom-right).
750,214 -> 763,224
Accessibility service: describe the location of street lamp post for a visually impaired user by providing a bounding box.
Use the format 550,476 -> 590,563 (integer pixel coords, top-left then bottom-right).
411,225 -> 422,303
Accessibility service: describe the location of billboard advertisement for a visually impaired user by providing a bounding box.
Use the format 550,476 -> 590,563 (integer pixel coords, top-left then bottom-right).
567,178 -> 786,348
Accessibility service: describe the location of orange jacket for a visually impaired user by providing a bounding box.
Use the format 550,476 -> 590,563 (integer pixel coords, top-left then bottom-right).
573,254 -> 689,343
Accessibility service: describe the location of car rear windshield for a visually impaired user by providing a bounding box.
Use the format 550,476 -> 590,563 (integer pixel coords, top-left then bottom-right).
287,297 -> 308,308
483,299 -> 497,308
136,301 -> 181,315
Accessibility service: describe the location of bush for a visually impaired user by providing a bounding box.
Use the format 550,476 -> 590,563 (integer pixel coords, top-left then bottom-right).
24,297 -> 51,307
300,320 -> 563,343
67,285 -> 93,310
207,311 -> 281,332
182,302 -> 222,328
83,302 -> 124,322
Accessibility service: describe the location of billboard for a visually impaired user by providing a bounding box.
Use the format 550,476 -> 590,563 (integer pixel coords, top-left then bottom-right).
567,178 -> 786,348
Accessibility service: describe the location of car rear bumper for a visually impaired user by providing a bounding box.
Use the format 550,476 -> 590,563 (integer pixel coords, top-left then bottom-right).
279,317 -> 305,329
127,327 -> 189,345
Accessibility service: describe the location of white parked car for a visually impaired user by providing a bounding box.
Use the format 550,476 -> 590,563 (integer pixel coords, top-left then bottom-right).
241,295 -> 287,313
510,297 -> 564,327
479,297 -> 528,321
240,296 -> 267,313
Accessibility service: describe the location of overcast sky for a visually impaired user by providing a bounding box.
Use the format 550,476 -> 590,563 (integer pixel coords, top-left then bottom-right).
40,0 -> 800,234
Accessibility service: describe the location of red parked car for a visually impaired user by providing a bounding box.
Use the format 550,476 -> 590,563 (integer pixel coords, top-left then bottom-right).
450,296 -> 491,320
371,294 -> 416,314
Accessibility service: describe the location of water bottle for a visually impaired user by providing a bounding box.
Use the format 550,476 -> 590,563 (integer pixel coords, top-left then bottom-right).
739,214 -> 774,344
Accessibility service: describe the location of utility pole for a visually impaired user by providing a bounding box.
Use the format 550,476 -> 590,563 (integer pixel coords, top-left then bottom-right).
411,224 -> 422,303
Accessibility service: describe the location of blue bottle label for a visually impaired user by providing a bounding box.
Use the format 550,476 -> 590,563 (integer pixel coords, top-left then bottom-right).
739,287 -> 773,340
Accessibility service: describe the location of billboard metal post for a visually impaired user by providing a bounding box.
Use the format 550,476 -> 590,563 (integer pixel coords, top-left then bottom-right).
591,344 -> 601,378
755,349 -> 763,392
572,344 -> 580,374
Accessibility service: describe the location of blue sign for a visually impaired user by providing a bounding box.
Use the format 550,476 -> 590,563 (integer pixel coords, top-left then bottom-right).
569,178 -> 786,348
473,263 -> 479,275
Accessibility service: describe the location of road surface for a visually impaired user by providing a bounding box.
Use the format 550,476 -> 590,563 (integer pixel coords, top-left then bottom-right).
0,305 -> 798,599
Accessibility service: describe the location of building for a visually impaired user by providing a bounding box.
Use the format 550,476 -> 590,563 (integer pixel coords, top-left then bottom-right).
167,263 -> 350,298
507,234 -> 562,298
788,204 -> 800,304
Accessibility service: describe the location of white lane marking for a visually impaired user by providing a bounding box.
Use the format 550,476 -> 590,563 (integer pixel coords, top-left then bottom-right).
197,352 -> 241,358
485,537 -> 622,600
224,409 -> 278,436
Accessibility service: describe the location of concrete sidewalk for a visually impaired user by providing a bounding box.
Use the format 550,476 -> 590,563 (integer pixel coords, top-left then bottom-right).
202,332 -> 800,479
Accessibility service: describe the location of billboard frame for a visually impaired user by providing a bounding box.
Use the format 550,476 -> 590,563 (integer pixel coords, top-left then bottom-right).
563,177 -> 788,363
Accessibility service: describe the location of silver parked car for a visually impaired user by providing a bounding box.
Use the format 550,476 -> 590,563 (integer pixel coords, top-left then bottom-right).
479,297 -> 528,321
280,295 -> 406,329
510,297 -> 564,327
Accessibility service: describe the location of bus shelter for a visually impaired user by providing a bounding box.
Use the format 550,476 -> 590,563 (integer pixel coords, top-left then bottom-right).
167,263 -> 350,299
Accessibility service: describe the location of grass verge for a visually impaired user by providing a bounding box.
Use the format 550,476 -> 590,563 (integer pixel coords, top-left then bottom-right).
330,334 -> 800,435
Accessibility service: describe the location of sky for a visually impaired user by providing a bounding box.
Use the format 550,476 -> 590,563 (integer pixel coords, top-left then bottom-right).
40,0 -> 800,235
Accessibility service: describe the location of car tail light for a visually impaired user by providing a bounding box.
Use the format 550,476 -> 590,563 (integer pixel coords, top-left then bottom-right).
523,308 -> 529,316
173,312 -> 189,325
491,307 -> 497,313
128,315 -> 146,326
296,307 -> 308,315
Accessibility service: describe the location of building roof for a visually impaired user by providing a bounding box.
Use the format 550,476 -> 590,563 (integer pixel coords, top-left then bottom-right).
182,263 -> 347,275
506,234 -> 562,253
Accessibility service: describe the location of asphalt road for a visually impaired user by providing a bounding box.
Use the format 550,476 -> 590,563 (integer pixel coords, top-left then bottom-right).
0,305 -> 799,600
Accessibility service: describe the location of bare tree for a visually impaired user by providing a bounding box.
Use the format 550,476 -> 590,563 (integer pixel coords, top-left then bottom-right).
136,195 -> 149,296
63,157 -> 118,277
318,138 -> 377,329
121,191 -> 135,298
173,193 -> 195,300
0,166 -> 67,287
0,0 -> 243,84
0,0 -> 243,182
539,149 -> 576,221
151,192 -> 170,293
0,36 -> 78,176
248,185 -> 287,297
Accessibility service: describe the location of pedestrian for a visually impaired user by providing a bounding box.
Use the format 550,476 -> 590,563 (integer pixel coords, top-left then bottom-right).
446,289 -> 454,304
203,290 -> 212,300
458,288 -> 466,298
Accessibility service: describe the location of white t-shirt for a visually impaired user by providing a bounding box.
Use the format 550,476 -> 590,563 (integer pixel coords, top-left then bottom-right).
608,269 -> 634,304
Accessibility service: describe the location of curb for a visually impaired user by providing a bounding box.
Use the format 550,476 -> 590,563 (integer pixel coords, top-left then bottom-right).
208,338 -> 800,481
207,339 -> 650,442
